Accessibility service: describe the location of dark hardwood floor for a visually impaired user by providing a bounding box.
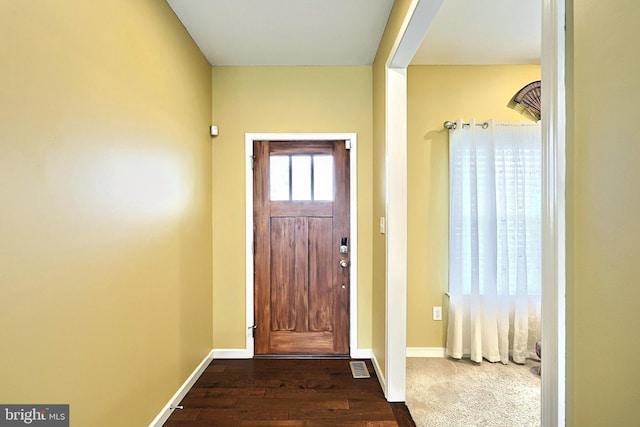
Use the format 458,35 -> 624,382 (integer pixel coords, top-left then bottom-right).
164,358 -> 415,426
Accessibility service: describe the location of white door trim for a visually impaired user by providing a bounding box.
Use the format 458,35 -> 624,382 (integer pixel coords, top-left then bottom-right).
245,132 -> 359,358
541,0 -> 567,424
384,67 -> 408,402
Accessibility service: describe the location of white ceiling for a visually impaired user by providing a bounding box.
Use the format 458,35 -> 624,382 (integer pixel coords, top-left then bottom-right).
166,0 -> 541,66
412,0 -> 541,65
166,0 -> 394,66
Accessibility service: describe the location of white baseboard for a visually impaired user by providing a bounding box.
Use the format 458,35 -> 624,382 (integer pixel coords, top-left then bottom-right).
212,348 -> 253,359
350,348 -> 373,359
149,349 -> 214,427
370,351 -> 387,397
406,347 -> 446,358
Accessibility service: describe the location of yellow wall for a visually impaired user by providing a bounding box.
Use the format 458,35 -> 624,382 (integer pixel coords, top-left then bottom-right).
568,0 -> 640,424
406,65 -> 541,347
211,66 -> 374,350
371,0 -> 415,377
0,2 -> 213,426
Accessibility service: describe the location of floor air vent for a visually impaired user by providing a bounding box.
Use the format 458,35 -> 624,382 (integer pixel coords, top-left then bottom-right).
349,361 -> 371,379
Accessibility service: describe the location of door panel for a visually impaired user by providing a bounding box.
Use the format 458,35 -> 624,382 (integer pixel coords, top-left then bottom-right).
292,218 -> 309,333
269,217 -> 296,331
253,140 -> 350,355
308,217 -> 333,332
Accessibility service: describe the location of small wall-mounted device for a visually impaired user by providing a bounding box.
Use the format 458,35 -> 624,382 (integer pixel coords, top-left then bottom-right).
210,125 -> 219,137
340,237 -> 349,254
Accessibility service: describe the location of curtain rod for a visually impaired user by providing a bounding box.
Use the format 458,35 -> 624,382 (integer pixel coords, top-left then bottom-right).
443,120 -> 489,130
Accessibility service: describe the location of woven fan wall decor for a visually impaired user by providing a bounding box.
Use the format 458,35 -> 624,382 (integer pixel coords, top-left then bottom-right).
508,80 -> 541,121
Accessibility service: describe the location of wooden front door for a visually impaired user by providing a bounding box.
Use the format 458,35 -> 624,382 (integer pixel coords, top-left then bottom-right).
253,140 -> 350,355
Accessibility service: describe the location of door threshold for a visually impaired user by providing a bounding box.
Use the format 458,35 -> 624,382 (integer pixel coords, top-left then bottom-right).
253,354 -> 351,360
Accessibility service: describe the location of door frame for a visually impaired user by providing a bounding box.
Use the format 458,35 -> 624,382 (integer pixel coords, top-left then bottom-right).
244,132 -> 360,358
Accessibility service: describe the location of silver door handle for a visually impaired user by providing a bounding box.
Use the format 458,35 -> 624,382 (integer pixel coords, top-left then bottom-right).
339,259 -> 349,268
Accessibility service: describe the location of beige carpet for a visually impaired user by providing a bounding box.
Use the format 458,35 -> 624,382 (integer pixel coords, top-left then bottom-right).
406,357 -> 541,427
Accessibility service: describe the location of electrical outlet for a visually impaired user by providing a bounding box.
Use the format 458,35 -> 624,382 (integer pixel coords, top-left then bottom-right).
432,306 -> 442,321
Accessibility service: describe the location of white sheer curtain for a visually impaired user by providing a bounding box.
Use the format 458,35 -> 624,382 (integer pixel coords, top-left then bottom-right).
446,119 -> 541,364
